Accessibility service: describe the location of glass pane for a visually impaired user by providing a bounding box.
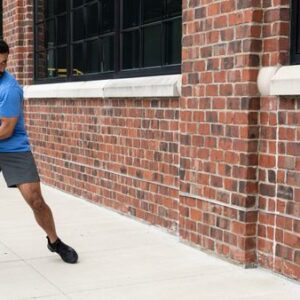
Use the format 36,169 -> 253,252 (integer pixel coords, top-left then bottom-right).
46,19 -> 56,47
122,30 -> 139,69
165,19 -> 181,65
36,51 -> 48,78
143,25 -> 162,67
45,0 -> 55,17
55,0 -> 67,14
101,0 -> 114,33
297,2 -> 300,54
57,47 -> 67,77
166,0 -> 181,16
86,39 -> 100,73
86,3 -> 99,37
123,0 -> 139,28
73,8 -> 85,41
142,0 -> 163,24
47,49 -> 56,77
57,15 -> 67,45
73,0 -> 84,8
73,43 -> 85,75
102,36 -> 114,72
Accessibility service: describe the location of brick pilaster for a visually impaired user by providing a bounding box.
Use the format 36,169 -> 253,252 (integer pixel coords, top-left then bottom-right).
180,0 -> 263,266
3,0 -> 34,85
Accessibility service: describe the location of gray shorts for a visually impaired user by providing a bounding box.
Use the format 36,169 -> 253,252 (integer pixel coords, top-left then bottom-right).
0,151 -> 40,187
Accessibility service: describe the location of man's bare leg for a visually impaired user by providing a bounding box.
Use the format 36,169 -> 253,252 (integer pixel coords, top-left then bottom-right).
17,182 -> 58,243
17,181 -> 78,263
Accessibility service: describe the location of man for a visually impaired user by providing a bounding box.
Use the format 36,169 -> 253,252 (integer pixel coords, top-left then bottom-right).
0,40 -> 78,263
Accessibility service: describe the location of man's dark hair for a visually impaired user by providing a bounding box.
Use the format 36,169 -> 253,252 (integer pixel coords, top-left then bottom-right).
0,41 -> 9,54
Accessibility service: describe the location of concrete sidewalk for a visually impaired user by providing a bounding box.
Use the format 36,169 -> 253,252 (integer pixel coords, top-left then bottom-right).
1,176 -> 300,300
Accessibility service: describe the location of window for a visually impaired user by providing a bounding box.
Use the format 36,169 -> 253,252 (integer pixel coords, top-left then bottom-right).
34,0 -> 182,82
291,0 -> 300,64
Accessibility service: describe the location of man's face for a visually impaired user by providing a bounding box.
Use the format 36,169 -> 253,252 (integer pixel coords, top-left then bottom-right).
0,53 -> 8,76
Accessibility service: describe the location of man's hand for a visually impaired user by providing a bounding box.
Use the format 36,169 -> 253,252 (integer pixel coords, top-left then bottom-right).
0,117 -> 18,139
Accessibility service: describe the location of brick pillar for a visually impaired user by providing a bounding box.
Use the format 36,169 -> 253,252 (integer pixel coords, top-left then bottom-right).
180,0 -> 262,266
258,1 -> 300,280
3,0 -> 34,85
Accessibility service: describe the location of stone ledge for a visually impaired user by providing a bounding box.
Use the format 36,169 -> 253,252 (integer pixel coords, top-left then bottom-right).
257,65 -> 300,96
23,74 -> 182,99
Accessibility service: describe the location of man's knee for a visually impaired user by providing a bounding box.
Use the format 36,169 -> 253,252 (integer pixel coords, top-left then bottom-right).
26,191 -> 45,212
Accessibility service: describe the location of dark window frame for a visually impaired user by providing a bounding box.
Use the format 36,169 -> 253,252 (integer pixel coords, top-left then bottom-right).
291,0 -> 300,64
34,0 -> 182,84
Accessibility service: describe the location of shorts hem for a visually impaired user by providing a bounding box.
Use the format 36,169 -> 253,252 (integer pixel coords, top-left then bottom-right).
7,178 -> 40,188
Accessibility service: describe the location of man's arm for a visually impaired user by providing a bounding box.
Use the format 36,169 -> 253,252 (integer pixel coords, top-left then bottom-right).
0,117 -> 18,139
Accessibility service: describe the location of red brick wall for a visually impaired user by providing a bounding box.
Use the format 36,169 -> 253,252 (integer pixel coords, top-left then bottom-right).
24,98 -> 180,232
257,1 -> 300,280
180,0 -> 261,266
4,0 -> 300,281
3,0 -> 34,85
258,94 -> 300,280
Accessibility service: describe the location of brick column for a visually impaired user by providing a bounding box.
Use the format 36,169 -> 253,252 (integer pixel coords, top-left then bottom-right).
180,0 -> 262,266
258,1 -> 300,280
3,0 -> 34,85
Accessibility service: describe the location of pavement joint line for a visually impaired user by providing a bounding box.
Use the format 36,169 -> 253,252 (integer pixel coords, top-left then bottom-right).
63,270 -> 273,298
23,260 -> 72,300
64,274 -> 223,297
0,238 -> 69,299
18,293 -> 68,300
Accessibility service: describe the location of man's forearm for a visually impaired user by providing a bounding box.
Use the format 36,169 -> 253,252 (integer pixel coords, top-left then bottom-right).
0,117 -> 18,140
0,124 -> 13,139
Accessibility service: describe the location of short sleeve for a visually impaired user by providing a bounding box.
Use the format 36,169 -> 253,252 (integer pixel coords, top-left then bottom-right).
0,87 -> 22,118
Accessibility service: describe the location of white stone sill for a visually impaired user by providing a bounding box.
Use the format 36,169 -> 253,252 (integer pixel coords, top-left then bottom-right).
23,74 -> 182,99
257,65 -> 300,96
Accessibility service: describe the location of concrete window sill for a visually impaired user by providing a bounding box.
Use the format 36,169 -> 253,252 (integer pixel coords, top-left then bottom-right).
23,74 -> 182,99
258,65 -> 300,96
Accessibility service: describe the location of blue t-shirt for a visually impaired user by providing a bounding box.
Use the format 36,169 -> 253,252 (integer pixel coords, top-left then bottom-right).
0,71 -> 30,152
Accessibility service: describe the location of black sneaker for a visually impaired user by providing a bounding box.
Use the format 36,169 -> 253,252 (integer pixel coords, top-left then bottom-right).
47,237 -> 78,264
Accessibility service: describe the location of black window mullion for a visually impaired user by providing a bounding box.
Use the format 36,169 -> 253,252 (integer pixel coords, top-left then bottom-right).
54,15 -> 57,75
34,0 -> 182,82
82,4 -> 87,75
139,0 -> 143,68
83,40 -> 87,74
70,2 -> 74,78
115,0 -> 120,73
291,0 -> 300,64
161,21 -> 166,66
67,0 -> 71,78
162,0 -> 167,65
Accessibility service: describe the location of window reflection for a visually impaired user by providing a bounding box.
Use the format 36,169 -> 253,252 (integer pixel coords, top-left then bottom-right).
165,19 -> 181,65
143,25 -> 162,67
101,0 -> 114,33
123,0 -> 139,29
143,0 -> 163,24
73,43 -> 84,75
123,31 -> 139,70
86,3 -> 99,37
73,8 -> 85,41
102,36 -> 114,72
86,39 -> 100,73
